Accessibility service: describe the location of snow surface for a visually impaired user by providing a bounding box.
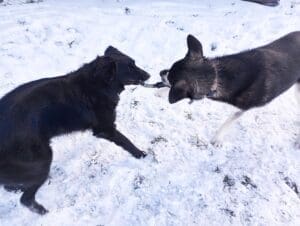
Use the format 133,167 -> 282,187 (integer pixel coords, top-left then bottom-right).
0,0 -> 299,225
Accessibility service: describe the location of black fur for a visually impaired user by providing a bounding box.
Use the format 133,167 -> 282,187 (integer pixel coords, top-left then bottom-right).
0,46 -> 150,214
165,32 -> 300,110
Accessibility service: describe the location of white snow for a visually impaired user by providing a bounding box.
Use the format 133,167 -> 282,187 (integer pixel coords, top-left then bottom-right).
0,0 -> 299,225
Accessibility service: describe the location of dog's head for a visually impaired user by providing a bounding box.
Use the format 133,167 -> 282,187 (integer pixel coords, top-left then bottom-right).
162,35 -> 216,104
104,46 -> 150,85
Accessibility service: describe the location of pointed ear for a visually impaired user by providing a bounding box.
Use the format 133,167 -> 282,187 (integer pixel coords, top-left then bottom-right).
186,34 -> 203,60
104,46 -> 119,57
104,46 -> 129,61
94,57 -> 116,83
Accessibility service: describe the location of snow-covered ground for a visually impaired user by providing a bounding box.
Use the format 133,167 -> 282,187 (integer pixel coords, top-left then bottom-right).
0,0 -> 299,225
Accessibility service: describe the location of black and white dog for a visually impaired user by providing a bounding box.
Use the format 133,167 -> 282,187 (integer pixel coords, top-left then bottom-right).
146,32 -> 300,147
0,46 -> 150,214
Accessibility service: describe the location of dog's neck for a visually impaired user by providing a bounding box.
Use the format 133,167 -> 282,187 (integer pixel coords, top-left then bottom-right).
111,82 -> 125,95
69,71 -> 124,106
208,59 -> 234,102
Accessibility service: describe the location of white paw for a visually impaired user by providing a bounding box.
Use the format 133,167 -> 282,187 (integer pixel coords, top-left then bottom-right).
211,138 -> 223,148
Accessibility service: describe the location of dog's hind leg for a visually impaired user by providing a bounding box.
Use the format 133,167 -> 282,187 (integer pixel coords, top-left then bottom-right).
211,111 -> 245,147
21,181 -> 49,215
1,161 -> 50,214
20,152 -> 52,215
2,145 -> 52,215
19,159 -> 51,215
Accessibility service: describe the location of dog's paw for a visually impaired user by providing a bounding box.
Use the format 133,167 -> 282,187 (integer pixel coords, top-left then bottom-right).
140,151 -> 147,158
133,151 -> 147,159
23,201 -> 49,215
29,203 -> 49,215
211,138 -> 223,148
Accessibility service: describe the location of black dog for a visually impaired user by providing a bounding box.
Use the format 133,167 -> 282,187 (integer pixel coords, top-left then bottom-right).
157,32 -> 300,146
0,46 -> 150,214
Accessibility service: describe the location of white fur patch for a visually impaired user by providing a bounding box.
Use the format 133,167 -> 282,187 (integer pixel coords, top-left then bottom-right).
211,111 -> 244,147
161,71 -> 170,87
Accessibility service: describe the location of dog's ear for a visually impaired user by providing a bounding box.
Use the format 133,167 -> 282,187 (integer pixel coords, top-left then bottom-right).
186,34 -> 203,60
104,46 -> 129,61
94,57 -> 116,83
103,59 -> 116,83
104,46 -> 120,58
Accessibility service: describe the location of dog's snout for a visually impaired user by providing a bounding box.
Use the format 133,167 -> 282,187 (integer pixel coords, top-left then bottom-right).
137,68 -> 150,82
159,69 -> 170,87
160,69 -> 169,77
143,71 -> 151,81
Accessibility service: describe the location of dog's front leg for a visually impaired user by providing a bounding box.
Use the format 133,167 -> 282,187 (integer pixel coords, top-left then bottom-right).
211,111 -> 245,147
94,129 -> 147,158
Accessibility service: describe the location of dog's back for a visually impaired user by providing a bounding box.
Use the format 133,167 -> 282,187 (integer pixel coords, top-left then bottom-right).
0,75 -> 94,159
251,32 -> 300,104
214,32 -> 300,108
0,78 -> 53,150
262,31 -> 300,54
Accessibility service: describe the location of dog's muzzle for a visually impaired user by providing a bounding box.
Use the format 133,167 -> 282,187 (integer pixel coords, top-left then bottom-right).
160,69 -> 171,87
